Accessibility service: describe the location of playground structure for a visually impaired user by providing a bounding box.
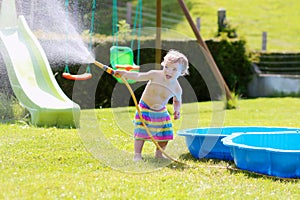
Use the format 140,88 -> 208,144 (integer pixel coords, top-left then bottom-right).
0,0 -> 80,127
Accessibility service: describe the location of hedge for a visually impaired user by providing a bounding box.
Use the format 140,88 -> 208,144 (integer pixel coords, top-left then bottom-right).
53,37 -> 252,108
0,37 -> 252,109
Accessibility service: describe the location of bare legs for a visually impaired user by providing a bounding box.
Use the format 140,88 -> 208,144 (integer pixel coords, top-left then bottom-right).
133,139 -> 144,161
133,140 -> 168,161
155,141 -> 168,158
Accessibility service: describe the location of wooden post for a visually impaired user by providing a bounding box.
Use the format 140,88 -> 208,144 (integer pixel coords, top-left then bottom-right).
218,8 -> 226,32
155,0 -> 162,69
177,0 -> 232,100
196,17 -> 201,32
126,2 -> 132,26
262,31 -> 267,52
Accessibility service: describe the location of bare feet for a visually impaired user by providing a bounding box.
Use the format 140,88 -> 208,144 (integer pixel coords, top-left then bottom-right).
155,150 -> 168,159
133,153 -> 143,162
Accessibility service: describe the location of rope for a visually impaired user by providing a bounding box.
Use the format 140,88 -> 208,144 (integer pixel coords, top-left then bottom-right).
93,60 -> 187,166
64,0 -> 69,73
112,0 -> 118,47
137,0 -> 142,65
64,0 -> 93,77
86,0 -> 96,73
130,0 -> 142,65
64,65 -> 70,73
112,0 -> 142,65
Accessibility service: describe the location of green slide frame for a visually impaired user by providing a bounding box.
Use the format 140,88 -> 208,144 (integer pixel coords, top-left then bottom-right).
0,15 -> 80,127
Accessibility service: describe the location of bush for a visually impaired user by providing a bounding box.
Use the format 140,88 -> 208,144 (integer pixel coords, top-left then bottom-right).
206,38 -> 252,96
49,37 -> 252,108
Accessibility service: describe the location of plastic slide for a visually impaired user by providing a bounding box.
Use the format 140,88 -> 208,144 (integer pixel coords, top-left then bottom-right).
0,14 -> 80,127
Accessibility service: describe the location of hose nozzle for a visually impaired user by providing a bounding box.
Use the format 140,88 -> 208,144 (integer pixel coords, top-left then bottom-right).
94,60 -> 115,75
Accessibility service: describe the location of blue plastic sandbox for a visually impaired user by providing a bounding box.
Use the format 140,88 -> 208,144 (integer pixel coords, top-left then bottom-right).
222,131 -> 300,178
177,126 -> 299,161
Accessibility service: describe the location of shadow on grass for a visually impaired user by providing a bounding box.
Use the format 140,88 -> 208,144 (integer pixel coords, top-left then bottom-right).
179,152 -> 234,165
227,165 -> 300,182
179,153 -> 300,181
165,153 -> 234,172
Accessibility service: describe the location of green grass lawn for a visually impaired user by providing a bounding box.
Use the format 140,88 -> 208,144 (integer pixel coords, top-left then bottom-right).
142,0 -> 300,52
0,97 -> 300,199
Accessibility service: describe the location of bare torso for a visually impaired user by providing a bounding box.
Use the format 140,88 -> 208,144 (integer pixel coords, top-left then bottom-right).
141,71 -> 181,110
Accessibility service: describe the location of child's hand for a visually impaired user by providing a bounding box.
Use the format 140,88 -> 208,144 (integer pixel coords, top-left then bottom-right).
114,70 -> 126,78
174,111 -> 180,120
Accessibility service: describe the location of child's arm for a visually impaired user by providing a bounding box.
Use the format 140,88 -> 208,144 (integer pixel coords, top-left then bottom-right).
114,70 -> 155,82
173,96 -> 181,120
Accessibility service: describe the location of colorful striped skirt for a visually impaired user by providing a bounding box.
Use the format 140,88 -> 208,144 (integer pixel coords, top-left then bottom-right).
134,100 -> 173,141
